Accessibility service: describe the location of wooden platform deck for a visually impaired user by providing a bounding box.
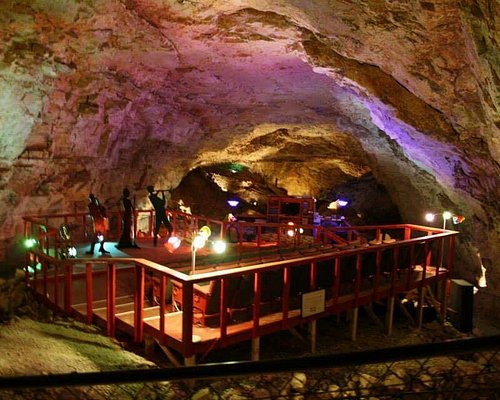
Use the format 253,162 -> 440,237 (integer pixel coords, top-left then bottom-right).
23,213 -> 458,363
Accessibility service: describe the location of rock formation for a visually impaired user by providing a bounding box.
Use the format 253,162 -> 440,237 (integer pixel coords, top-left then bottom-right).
0,1 -> 498,313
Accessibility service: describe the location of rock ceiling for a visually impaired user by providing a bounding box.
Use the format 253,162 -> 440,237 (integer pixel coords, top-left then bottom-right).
0,1 -> 499,299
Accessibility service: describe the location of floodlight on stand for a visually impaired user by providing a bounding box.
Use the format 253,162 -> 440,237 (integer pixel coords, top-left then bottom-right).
164,236 -> 181,253
213,240 -> 226,254
337,199 -> 349,207
192,235 -> 206,250
425,213 -> 435,223
97,234 -> 104,243
442,211 -> 452,220
442,211 -> 452,229
68,247 -> 77,258
24,238 -> 37,249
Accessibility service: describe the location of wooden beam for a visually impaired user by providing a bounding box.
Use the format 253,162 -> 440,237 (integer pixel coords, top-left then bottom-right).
144,335 -> 155,357
156,342 -> 181,367
362,304 -> 384,328
385,296 -> 395,336
396,297 -> 416,326
309,320 -> 317,354
350,307 -> 359,341
251,337 -> 260,361
416,287 -> 426,329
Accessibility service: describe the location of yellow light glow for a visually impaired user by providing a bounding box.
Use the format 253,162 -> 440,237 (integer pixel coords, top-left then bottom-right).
199,225 -> 211,239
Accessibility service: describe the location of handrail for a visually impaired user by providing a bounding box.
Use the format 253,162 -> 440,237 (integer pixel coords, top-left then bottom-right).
24,215 -> 458,359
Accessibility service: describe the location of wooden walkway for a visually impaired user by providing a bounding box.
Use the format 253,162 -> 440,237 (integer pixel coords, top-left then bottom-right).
23,211 -> 458,364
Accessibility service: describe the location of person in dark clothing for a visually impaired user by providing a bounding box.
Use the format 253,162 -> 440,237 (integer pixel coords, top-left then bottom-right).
86,193 -> 110,255
116,188 -> 139,249
147,185 -> 173,246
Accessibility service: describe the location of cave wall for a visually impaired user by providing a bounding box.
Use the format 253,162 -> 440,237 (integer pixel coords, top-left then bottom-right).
0,0 -> 498,312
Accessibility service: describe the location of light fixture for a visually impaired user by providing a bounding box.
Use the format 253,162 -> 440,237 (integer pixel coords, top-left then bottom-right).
190,226 -> 227,273
164,236 -> 181,253
68,247 -> 77,258
425,210 -> 465,230
24,238 -> 37,249
213,240 -> 226,254
97,234 -> 104,243
327,199 -> 349,210
192,234 -> 206,250
442,211 -> 452,220
227,199 -> 239,207
425,213 -> 435,223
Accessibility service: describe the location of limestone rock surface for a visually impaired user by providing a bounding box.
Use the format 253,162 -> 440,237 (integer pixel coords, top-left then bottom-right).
0,1 -> 498,311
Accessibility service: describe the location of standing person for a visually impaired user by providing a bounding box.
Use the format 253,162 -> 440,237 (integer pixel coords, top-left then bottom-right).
116,188 -> 139,249
147,185 -> 173,246
86,193 -> 110,255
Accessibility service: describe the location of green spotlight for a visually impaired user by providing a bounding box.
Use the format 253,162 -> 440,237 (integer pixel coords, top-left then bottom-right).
24,238 -> 37,249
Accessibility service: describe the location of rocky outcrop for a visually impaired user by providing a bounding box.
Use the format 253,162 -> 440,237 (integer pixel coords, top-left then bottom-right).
0,1 -> 498,312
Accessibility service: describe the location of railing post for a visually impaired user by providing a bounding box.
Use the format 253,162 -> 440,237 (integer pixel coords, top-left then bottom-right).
391,247 -> 399,297
447,235 -> 456,275
182,281 -> 194,359
64,263 -> 73,314
86,262 -> 93,324
159,275 -> 167,345
253,272 -> 261,336
42,260 -> 48,302
134,263 -> 145,343
407,244 -> 415,290
107,263 -> 117,337
373,251 -> 381,302
54,261 -> 59,310
282,266 -> 290,328
333,258 -> 340,309
354,255 -> 361,308
220,278 -> 227,339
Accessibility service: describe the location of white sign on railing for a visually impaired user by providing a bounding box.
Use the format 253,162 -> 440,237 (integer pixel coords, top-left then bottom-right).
301,289 -> 325,318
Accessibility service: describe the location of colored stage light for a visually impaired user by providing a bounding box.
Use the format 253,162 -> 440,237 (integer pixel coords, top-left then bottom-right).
192,235 -> 206,250
213,240 -> 226,254
425,213 -> 435,222
164,236 -> 182,253
442,211 -> 452,220
199,225 -> 211,239
68,247 -> 77,257
24,238 -> 37,249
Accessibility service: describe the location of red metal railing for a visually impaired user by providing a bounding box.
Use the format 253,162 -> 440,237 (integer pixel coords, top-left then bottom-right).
23,211 -> 457,360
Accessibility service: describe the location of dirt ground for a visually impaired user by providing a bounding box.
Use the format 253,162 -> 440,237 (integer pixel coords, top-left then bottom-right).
0,297 -> 498,399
